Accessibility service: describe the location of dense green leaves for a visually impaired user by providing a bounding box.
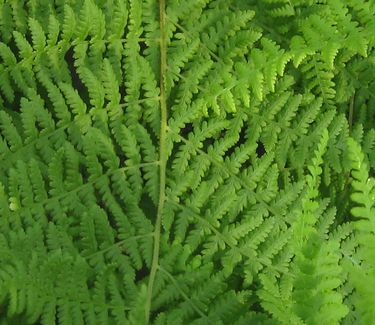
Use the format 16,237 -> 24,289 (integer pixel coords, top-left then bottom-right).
0,0 -> 374,324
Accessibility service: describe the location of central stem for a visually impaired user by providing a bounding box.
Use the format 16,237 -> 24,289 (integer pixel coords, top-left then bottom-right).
145,0 -> 167,323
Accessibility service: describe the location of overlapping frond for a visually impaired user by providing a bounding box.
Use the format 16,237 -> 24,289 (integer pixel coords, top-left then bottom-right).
0,0 -> 374,324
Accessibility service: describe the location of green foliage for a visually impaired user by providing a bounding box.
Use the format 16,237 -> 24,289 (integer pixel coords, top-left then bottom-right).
343,137 -> 375,323
0,0 -> 374,324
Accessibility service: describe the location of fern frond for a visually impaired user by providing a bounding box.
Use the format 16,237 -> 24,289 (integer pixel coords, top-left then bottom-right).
0,0 -> 374,323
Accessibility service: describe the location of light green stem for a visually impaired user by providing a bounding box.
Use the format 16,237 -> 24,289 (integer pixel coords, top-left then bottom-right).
145,0 -> 167,323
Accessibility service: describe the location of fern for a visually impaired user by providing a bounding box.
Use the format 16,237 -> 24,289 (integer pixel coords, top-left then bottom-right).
343,137 -> 375,323
0,0 -> 374,324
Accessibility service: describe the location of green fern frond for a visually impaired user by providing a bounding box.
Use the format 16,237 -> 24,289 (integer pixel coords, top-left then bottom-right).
0,0 -> 374,324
